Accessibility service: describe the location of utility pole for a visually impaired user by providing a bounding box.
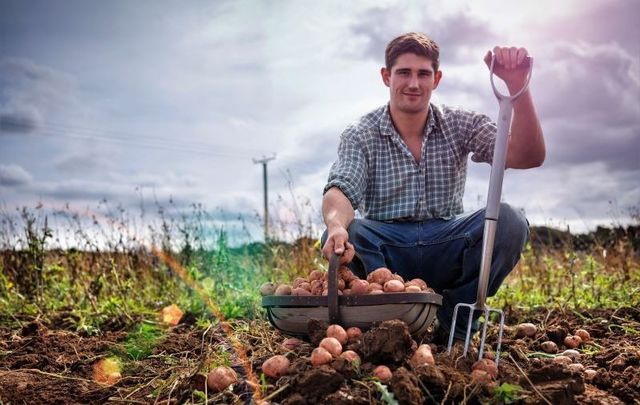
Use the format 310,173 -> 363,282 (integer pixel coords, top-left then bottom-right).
253,154 -> 276,242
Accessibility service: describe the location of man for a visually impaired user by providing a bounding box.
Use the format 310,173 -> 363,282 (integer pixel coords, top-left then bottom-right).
321,32 -> 545,342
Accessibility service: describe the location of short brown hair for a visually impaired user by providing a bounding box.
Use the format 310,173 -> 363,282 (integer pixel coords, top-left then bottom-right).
385,32 -> 440,71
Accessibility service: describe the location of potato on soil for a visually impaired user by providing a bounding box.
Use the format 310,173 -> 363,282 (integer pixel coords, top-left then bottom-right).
346,326 -> 362,342
319,337 -> 342,357
561,349 -> 581,361
540,340 -> 558,354
472,358 -> 498,379
575,329 -> 590,342
383,279 -> 405,292
515,322 -> 537,338
373,365 -> 392,383
262,355 -> 290,378
410,344 -> 435,368
282,337 -> 303,351
311,347 -> 333,366
207,366 -> 238,392
367,267 -> 393,285
275,284 -> 292,296
568,363 -> 585,373
584,369 -> 597,382
327,324 -> 348,345
552,355 -> 572,365
564,335 -> 582,349
259,282 -> 277,296
340,350 -> 361,366
470,369 -> 492,384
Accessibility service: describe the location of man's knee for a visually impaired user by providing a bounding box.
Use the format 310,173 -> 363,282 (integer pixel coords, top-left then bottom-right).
497,203 -> 529,250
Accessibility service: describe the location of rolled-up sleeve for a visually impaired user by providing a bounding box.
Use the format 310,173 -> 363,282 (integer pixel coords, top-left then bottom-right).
464,111 -> 497,164
323,135 -> 367,210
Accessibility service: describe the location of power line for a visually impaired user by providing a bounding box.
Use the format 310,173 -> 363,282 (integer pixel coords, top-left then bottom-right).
253,154 -> 276,241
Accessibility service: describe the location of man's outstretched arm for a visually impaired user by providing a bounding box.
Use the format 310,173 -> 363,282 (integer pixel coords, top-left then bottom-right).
322,187 -> 355,259
485,47 -> 546,169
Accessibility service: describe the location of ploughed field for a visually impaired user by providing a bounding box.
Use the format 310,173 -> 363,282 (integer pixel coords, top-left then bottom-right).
1,306 -> 638,404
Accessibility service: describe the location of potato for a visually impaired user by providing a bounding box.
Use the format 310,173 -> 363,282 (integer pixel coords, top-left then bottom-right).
405,285 -> 422,293
282,337 -> 303,351
373,365 -> 392,383
342,288 -> 352,295
262,355 -> 290,378
340,350 -> 361,366
575,329 -> 590,342
310,347 -> 333,366
338,267 -> 357,283
470,369 -> 492,384
368,282 -> 383,292
583,369 -> 597,382
410,278 -> 428,290
350,279 -> 369,295
410,344 -> 435,368
540,340 -> 558,354
346,327 -> 362,342
275,284 -> 292,296
390,274 -> 404,283
337,279 -> 346,290
369,289 -> 384,295
292,287 -> 312,296
292,277 -> 307,288
515,322 -> 537,338
367,268 -> 393,285
299,282 -> 311,291
564,335 -> 582,349
561,349 -> 581,361
383,279 -> 405,293
552,355 -> 572,365
207,366 -> 238,392
567,363 -> 585,373
472,358 -> 498,379
340,242 -> 356,264
309,270 -> 323,282
259,282 -> 277,296
319,337 -> 342,357
327,324 -> 348,345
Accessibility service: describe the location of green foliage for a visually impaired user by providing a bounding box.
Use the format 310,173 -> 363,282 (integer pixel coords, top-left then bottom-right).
491,382 -> 525,404
373,381 -> 399,405
121,323 -> 164,360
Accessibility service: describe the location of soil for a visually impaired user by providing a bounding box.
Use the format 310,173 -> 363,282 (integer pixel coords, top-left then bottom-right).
1,307 -> 638,404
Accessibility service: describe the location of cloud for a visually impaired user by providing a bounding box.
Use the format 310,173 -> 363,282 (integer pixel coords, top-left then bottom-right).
0,110 -> 39,134
350,7 -> 497,66
0,164 -> 33,186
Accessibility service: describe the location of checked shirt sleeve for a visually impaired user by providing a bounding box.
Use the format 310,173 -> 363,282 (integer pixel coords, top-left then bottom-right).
465,112 -> 497,164
323,135 -> 367,210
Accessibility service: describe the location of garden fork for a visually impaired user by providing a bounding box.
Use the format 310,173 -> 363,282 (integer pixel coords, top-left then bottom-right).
447,53 -> 533,367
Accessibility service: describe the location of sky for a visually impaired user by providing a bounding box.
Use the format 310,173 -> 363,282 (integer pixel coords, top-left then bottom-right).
0,0 -> 639,244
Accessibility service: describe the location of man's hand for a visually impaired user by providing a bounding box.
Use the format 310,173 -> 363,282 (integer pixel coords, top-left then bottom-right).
322,226 -> 349,260
484,46 -> 529,90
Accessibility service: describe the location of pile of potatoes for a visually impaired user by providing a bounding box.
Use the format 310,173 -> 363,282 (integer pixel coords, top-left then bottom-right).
260,266 -> 434,297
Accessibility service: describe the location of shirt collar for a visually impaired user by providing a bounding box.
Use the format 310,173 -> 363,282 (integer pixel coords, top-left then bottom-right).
379,103 -> 441,138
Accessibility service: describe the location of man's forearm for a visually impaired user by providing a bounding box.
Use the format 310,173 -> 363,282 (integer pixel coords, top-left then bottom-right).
506,86 -> 546,169
322,187 -> 355,230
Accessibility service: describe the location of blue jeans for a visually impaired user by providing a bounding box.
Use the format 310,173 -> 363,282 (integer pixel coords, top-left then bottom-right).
321,203 -> 529,339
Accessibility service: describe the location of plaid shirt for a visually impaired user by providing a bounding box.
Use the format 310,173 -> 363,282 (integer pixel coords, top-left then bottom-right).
324,103 -> 497,221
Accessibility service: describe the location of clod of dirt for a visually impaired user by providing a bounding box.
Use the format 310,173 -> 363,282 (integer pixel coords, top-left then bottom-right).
523,360 -> 585,405
20,321 -> 47,337
286,364 -> 345,402
389,367 -> 424,405
360,320 -> 412,364
545,325 -> 568,344
307,318 -> 329,347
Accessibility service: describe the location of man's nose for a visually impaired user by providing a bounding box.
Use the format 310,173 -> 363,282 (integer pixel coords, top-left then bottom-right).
408,74 -> 419,89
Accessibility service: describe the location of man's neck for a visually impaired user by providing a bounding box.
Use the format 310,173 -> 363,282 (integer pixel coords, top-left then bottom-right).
389,103 -> 430,141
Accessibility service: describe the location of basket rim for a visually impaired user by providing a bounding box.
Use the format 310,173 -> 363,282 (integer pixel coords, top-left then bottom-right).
262,291 -> 442,308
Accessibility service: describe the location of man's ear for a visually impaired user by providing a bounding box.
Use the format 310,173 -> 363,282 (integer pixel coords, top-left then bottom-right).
381,67 -> 390,87
433,70 -> 443,89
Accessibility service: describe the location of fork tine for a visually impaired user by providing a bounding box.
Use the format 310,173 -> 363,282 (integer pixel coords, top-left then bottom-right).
463,306 -> 475,356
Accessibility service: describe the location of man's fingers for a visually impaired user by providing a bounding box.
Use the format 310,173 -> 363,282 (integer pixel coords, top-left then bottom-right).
334,238 -> 345,255
509,47 -> 518,69
516,47 -> 527,67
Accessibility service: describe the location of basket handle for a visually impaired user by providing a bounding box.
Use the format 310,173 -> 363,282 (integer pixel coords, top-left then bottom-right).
328,253 -> 341,324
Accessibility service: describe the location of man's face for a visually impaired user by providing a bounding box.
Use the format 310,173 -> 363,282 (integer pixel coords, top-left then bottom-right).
381,53 -> 442,115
